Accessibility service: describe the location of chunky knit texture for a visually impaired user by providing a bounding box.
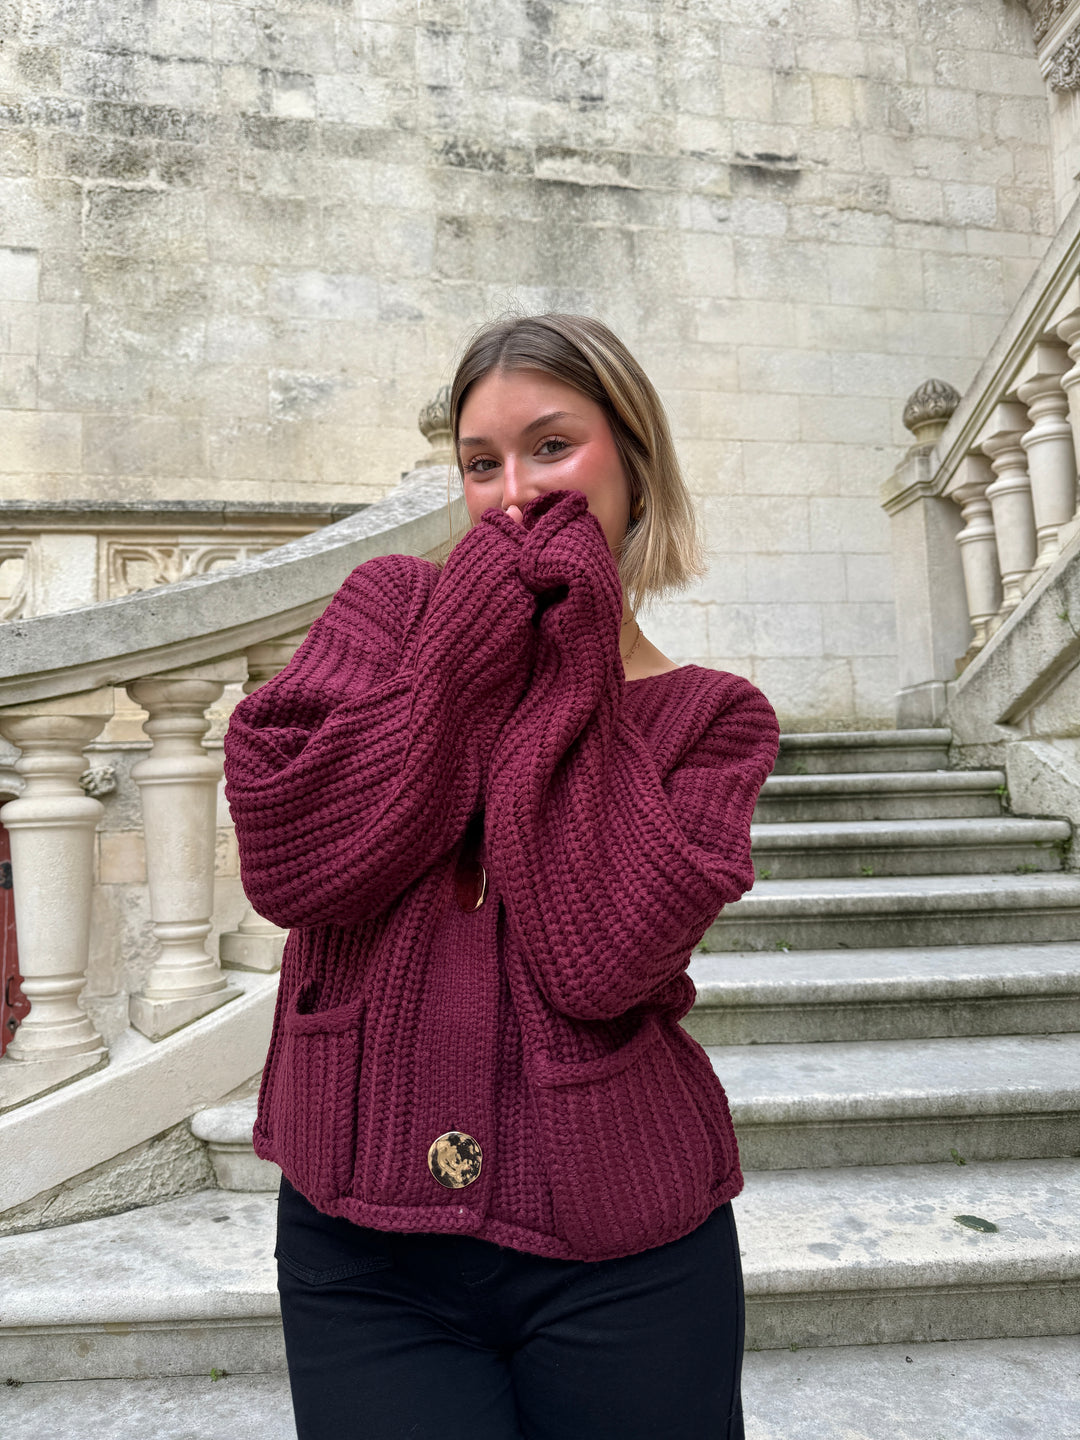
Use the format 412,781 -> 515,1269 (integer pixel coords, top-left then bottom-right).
223,488 -> 780,1262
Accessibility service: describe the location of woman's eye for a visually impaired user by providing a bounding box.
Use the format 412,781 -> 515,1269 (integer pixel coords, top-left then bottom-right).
537,438 -> 570,457
465,457 -> 498,474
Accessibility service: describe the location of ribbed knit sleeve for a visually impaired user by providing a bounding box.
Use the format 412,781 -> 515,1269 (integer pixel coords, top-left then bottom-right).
485,489 -> 780,1022
222,512 -> 536,929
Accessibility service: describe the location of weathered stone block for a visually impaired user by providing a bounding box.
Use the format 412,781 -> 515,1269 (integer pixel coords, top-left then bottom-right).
734,237 -> 831,304
207,192 -> 317,264
0,244 -> 38,303
889,175 -> 945,223
944,182 -> 998,229
845,551 -> 895,604
701,601 -> 755,658
923,252 -> 1006,313
37,302 -> 81,357
851,653 -> 901,720
823,601 -> 897,657
739,346 -> 833,397
0,178 -> 81,251
747,553 -> 846,604
810,496 -> 890,553
884,305 -> 970,356
98,829 -> 147,886
755,655 -> 855,724
87,100 -> 213,144
827,244 -> 924,309
800,395 -> 892,446
0,297 -> 39,351
83,415 -> 207,478
85,187 -> 208,262
0,354 -> 36,408
16,47 -> 62,90
0,130 -> 37,179
2,410 -> 82,474
703,493 -> 811,553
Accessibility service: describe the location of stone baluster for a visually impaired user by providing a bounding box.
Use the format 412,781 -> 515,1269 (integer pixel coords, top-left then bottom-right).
950,455 -> 1002,658
220,635 -> 306,975
1016,342 -> 1078,572
977,403 -> 1039,613
0,691 -> 113,1110
126,662 -> 245,1040
1052,305 -> 1080,549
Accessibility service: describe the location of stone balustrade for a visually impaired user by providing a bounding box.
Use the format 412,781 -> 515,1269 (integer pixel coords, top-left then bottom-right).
0,500 -> 367,622
882,193 -> 1080,726
0,408 -> 459,1114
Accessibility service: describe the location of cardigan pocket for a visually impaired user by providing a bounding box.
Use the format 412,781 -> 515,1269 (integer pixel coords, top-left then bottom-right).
265,979 -> 364,1202
529,1013 -> 727,1257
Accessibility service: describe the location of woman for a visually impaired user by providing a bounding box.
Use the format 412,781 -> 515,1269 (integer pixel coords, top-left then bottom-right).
222,313 -> 780,1440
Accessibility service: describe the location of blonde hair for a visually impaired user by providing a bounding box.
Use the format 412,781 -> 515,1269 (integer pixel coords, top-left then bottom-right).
445,312 -> 705,615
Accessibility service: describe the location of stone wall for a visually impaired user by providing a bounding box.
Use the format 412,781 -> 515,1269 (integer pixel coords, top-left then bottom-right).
0,0 -> 1057,725
1023,0 -> 1080,225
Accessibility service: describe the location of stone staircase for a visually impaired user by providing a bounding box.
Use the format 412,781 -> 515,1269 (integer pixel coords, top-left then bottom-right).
2,729 -> 1079,1438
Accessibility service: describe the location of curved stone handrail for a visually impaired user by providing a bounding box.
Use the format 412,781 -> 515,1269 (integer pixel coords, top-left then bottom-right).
0,469 -> 459,707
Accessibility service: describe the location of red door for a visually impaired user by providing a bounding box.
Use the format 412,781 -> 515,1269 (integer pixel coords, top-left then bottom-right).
0,824 -> 28,1057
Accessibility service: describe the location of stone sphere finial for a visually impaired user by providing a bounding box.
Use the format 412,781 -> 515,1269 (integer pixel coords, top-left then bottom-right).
903,378 -> 961,446
417,385 -> 453,467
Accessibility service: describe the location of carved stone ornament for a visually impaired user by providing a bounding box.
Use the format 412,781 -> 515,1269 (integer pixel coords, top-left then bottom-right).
903,379 -> 962,443
1027,0 -> 1070,47
79,766 -> 117,799
1049,31 -> 1080,90
417,385 -> 453,466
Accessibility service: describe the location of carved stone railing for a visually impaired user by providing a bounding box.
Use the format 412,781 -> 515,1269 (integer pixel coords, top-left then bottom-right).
0,438 -> 459,1113
0,500 -> 366,621
882,187 -> 1080,727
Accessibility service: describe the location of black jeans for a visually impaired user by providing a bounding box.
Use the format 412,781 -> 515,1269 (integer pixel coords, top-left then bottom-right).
275,1175 -> 746,1440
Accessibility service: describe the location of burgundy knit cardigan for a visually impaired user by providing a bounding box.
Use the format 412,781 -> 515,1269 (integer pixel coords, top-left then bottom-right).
223,488 -> 779,1262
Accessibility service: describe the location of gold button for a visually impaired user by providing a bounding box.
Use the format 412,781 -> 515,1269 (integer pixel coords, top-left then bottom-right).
427,1131 -> 482,1189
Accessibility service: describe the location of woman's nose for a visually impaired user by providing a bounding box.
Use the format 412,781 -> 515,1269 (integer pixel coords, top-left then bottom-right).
500,456 -> 530,511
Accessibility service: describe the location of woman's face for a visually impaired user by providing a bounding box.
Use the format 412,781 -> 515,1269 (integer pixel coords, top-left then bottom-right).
457,368 -> 632,555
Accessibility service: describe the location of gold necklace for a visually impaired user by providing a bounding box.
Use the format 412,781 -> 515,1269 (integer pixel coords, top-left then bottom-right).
620,618 -> 642,666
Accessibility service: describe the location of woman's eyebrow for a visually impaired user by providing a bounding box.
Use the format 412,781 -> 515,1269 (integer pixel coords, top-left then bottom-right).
458,411 -> 581,448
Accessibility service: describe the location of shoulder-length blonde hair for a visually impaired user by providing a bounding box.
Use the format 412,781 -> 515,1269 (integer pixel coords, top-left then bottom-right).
443,312 -> 706,615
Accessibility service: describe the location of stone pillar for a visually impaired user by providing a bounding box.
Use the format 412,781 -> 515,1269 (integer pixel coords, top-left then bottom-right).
0,691 -> 113,1111
219,635 -> 305,976
881,380 -> 969,726
1052,306 -> 1080,550
978,402 -> 1039,612
1016,342 -> 1078,572
127,665 -> 243,1040
951,454 -> 1002,660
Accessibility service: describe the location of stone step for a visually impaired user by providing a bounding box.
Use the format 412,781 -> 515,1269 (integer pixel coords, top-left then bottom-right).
0,1190 -> 283,1382
737,1156 -> 1080,1348
191,1100 -> 279,1192
4,1160 -> 1075,1376
7,1336 -> 1078,1440
741,1335 -> 1080,1439
755,770 -> 1005,823
685,942 -> 1080,1044
704,873 -> 1080,951
750,815 -> 1070,879
775,728 -> 952,775
714,1031 -> 1080,1169
0,1374 -> 299,1439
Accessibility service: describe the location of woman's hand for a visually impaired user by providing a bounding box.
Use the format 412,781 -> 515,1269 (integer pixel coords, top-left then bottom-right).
478,504 -> 527,541
517,490 -> 622,612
